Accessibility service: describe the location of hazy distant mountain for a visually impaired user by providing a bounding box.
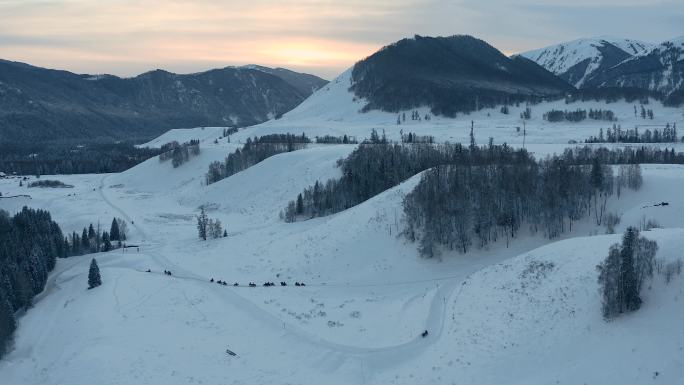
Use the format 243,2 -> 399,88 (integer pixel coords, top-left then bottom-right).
521,37 -> 654,88
0,60 -> 327,143
242,65 -> 327,95
349,35 -> 574,117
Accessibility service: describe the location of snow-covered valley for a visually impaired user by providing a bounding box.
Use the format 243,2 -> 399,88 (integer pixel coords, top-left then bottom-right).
2,90 -> 684,384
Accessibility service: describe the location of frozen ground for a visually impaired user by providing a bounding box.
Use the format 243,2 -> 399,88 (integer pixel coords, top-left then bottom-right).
1,87 -> 684,384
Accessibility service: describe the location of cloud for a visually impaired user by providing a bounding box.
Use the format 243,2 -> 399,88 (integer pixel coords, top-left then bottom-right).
0,0 -> 681,78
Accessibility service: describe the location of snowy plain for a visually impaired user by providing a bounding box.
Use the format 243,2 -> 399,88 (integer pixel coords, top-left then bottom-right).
1,73 -> 684,384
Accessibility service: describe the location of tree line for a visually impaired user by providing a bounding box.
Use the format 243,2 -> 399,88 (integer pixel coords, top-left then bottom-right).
282,136 -> 674,224
27,179 -> 74,188
543,108 -> 616,122
206,133 -> 310,185
0,207 -> 67,357
585,123 -> 679,144
0,210 -> 128,357
159,139 -> 201,168
282,137 -> 529,222
396,111 -> 432,124
64,218 -> 128,256
315,135 -> 358,144
401,132 -> 435,144
561,145 -> 684,165
0,142 -> 161,176
196,207 -> 226,240
597,227 -> 657,319
403,156 -> 643,257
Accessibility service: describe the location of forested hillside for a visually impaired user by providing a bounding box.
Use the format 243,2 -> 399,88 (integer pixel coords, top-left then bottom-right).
350,35 -> 573,116
0,208 -> 67,357
0,60 -> 326,143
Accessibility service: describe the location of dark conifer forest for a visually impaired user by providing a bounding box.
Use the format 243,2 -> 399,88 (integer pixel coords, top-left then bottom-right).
206,133 -> 310,185
283,140 -> 679,224
0,207 -> 66,357
0,208 -> 126,357
0,142 -> 161,176
280,138 -> 684,255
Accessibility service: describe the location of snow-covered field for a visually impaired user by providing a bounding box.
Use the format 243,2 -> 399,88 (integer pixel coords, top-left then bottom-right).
225,68 -> 684,148
139,126 -> 229,148
1,87 -> 684,384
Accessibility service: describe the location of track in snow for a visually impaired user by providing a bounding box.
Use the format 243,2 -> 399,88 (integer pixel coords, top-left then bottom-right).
94,173 -> 485,365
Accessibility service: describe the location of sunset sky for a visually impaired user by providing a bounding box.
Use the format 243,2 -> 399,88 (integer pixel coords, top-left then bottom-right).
1,0 -> 682,79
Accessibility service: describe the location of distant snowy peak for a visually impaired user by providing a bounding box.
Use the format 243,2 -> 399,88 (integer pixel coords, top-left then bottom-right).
581,37 -> 684,102
521,37 -> 654,87
654,36 -> 684,63
607,38 -> 653,56
664,35 -> 684,46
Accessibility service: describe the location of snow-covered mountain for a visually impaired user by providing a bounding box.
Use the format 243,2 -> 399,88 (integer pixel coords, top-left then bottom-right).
583,36 -> 684,104
520,37 -> 654,88
348,35 -> 573,117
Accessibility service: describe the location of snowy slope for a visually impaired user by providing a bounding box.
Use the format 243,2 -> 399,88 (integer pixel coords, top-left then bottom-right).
217,56 -> 682,147
376,228 -> 684,385
3,31 -> 684,384
520,37 -> 653,73
2,60 -> 684,383
138,126 -> 227,148
233,92 -> 684,148
3,126 -> 684,384
521,37 -> 654,87
582,36 -> 684,98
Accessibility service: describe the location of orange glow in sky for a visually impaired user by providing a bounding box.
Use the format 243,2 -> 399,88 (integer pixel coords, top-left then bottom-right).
0,0 -> 680,78
0,0 -> 390,78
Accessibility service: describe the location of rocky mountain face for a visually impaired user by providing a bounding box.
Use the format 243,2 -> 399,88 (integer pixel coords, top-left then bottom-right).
0,60 -> 327,142
349,35 -> 574,117
521,38 -> 653,88
522,37 -> 684,105
582,37 -> 684,105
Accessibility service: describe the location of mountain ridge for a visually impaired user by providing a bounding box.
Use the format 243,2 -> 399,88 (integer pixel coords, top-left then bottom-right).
521,36 -> 684,104
0,60 -> 327,143
520,37 -> 654,87
349,34 -> 574,117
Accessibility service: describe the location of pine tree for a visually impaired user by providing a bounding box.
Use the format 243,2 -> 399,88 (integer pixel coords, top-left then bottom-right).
63,237 -> 70,257
296,193 -> 304,215
208,219 -> 223,239
102,231 -> 112,252
117,219 -> 127,241
88,223 -> 95,240
469,121 -> 477,153
88,258 -> 102,289
620,227 -> 641,312
197,207 -> 208,240
71,231 -> 80,255
597,245 -> 622,318
110,218 -> 120,241
81,227 -> 89,251
369,129 -> 380,144
597,227 -> 656,319
0,291 -> 16,358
